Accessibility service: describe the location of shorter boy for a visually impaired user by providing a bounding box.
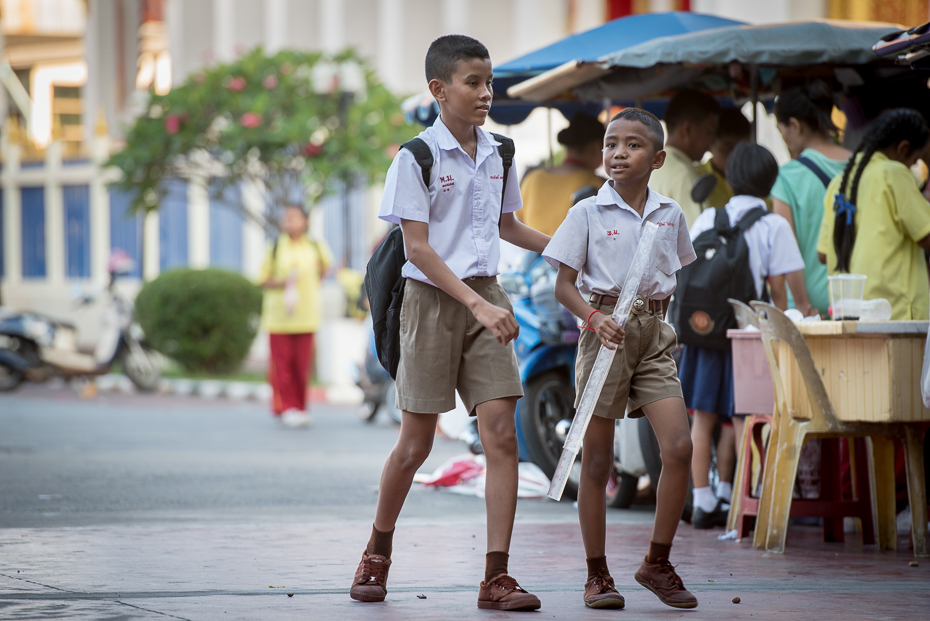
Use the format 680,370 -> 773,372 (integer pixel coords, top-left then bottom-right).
544,108 -> 698,610
682,141 -> 806,523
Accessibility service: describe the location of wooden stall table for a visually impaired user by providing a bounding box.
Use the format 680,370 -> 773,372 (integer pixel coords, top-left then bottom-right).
750,303 -> 929,557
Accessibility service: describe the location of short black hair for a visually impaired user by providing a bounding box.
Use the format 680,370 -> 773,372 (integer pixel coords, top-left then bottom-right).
557,112 -> 605,147
664,89 -> 720,132
609,107 -> 665,152
725,142 -> 779,198
425,35 -> 490,83
284,203 -> 308,216
717,108 -> 751,140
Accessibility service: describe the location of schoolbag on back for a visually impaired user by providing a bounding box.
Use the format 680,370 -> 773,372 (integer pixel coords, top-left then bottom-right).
671,207 -> 769,349
364,133 -> 514,379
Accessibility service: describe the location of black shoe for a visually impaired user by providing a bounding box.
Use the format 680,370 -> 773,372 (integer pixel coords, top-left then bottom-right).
692,499 -> 728,529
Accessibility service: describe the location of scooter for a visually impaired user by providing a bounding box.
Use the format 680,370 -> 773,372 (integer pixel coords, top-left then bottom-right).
0,250 -> 161,392
354,319 -> 403,425
499,251 -> 582,498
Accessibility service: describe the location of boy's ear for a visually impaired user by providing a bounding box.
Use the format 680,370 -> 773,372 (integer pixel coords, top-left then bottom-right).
428,78 -> 446,102
652,149 -> 667,170
897,139 -> 913,160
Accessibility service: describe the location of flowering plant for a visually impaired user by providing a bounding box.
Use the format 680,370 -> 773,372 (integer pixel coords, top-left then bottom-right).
107,48 -> 415,232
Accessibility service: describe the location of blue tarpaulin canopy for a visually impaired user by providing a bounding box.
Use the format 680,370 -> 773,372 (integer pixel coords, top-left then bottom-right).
403,11 -> 744,126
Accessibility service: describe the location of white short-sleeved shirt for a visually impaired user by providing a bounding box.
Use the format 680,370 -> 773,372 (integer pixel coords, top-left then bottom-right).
689,195 -> 805,299
542,181 -> 697,300
378,116 -> 523,285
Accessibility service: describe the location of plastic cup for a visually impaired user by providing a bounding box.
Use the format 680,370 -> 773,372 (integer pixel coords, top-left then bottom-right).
828,274 -> 867,320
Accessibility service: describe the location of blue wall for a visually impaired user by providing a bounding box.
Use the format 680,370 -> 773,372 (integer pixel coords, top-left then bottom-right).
109,188 -> 143,278
21,187 -> 46,279
159,179 -> 188,271
209,181 -> 243,272
63,185 -> 91,279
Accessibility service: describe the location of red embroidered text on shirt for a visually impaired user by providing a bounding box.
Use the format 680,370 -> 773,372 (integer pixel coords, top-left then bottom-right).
439,174 -> 455,193
656,222 -> 675,227
490,174 -> 503,180
606,229 -> 619,236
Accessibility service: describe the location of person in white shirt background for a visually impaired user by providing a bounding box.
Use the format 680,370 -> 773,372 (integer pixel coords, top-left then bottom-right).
681,141 -> 812,528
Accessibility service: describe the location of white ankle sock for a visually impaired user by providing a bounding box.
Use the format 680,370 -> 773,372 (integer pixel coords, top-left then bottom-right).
716,481 -> 733,503
693,486 -> 717,512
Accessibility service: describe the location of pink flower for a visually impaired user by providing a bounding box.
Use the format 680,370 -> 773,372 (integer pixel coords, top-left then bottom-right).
227,76 -> 247,91
302,143 -> 323,157
263,75 -> 278,89
240,112 -> 263,128
165,115 -> 182,134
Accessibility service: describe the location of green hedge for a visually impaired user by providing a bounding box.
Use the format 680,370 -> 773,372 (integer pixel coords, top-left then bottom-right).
135,269 -> 262,374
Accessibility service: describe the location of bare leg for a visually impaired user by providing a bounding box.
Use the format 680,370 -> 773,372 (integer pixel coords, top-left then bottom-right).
690,410 -> 717,489
717,423 -> 735,485
373,411 -> 438,532
642,397 -> 693,545
578,415 -> 615,559
476,397 -> 520,553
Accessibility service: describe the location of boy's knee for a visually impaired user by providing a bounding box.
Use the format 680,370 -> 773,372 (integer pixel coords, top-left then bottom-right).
481,418 -> 518,456
394,441 -> 432,472
663,434 -> 693,470
582,450 -> 613,484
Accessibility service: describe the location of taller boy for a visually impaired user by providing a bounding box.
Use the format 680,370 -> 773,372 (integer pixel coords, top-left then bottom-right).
350,35 -> 550,611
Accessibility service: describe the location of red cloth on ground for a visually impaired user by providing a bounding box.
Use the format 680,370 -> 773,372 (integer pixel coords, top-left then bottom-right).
268,333 -> 314,414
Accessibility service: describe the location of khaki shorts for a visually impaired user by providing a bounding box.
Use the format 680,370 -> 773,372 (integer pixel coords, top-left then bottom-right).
575,301 -> 682,420
395,277 -> 524,415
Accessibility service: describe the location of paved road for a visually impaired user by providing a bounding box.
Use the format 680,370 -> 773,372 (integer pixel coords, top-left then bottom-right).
0,386 -> 654,529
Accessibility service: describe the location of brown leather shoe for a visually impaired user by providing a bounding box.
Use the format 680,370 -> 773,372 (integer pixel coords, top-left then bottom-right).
634,556 -> 698,609
584,570 -> 625,609
477,574 -> 541,611
349,550 -> 391,602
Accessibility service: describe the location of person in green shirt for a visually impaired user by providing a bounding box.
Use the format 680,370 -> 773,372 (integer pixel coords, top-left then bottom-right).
817,108 -> 930,321
771,81 -> 850,317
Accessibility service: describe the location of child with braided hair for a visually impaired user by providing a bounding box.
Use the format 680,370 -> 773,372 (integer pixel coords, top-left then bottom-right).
817,108 -> 930,320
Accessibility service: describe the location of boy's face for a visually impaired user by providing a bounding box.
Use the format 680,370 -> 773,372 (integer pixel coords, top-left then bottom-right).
709,134 -> 745,172
602,118 -> 666,184
429,57 -> 494,128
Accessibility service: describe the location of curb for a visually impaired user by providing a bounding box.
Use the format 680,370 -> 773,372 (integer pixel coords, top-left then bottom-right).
92,374 -> 364,405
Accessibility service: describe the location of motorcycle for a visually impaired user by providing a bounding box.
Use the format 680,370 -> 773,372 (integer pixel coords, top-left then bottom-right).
354,318 -> 403,425
499,251 -> 583,498
0,250 -> 161,392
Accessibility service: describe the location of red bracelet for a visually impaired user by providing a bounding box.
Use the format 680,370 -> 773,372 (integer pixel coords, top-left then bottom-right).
585,309 -> 603,331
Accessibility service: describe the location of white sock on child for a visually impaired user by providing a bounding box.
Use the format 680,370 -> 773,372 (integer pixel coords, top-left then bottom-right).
716,481 -> 733,503
693,486 -> 717,512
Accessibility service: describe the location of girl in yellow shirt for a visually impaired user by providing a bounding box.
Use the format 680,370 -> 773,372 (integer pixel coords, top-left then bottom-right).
817,109 -> 930,320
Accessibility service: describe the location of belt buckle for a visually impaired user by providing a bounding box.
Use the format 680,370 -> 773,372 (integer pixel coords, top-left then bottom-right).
631,295 -> 646,315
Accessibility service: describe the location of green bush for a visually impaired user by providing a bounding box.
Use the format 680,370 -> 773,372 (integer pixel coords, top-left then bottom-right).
135,269 -> 262,374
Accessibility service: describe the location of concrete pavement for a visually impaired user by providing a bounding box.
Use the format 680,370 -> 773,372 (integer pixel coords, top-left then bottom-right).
1,387 -> 927,620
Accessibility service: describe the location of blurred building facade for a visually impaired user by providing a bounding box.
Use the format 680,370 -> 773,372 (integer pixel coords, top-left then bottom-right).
2,0 -> 921,373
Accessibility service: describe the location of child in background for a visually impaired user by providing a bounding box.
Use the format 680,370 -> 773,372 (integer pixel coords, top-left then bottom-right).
698,108 -> 752,209
681,142 -> 807,527
818,108 -> 930,320
545,108 -> 698,610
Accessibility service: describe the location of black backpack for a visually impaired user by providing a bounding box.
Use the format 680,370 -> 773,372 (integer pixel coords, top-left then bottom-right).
671,207 -> 769,349
364,133 -> 514,378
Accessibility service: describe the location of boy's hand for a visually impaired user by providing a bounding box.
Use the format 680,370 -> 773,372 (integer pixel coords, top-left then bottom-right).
591,312 -> 624,350
473,299 -> 519,345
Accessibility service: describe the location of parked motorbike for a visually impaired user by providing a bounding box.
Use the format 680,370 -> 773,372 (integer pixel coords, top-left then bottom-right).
354,317 -> 402,424
499,251 -> 583,498
0,251 -> 160,392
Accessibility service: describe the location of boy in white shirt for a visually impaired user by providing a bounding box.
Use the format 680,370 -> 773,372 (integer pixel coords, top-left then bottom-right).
350,35 -> 550,611
681,141 -> 806,528
544,108 -> 698,610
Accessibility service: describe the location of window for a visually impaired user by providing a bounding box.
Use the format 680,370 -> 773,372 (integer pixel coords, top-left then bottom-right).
21,187 -> 46,279
63,184 -> 90,278
109,188 -> 143,278
209,181 -> 243,272
159,179 -> 188,271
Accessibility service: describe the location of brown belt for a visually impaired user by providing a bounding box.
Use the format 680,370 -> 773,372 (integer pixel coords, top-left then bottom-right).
589,293 -> 665,315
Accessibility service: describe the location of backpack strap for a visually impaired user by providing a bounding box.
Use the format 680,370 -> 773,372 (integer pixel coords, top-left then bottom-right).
400,137 -> 433,188
490,132 -> 515,230
797,156 -> 832,188
736,207 -> 769,232
712,207 -> 731,232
